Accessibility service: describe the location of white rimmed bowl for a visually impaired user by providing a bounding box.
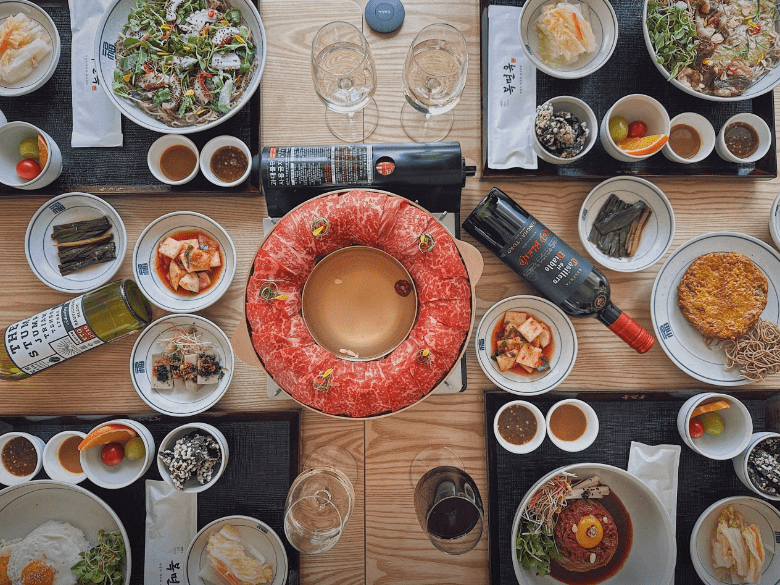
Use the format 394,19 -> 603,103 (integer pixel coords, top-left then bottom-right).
493,400 -> 546,454
475,295 -> 577,396
147,135 -> 200,185
519,0 -> 618,80
0,432 -> 44,486
132,211 -> 236,313
770,191 -> 780,251
80,419 -> 154,489
157,422 -> 228,493
199,135 -> 252,188
733,432 -> 780,501
25,192 -> 126,293
579,176 -> 675,272
533,95 -> 598,164
676,393 -> 752,460
130,314 -> 234,417
662,112 -> 716,164
0,1 -> 61,97
600,94 -> 670,162
715,113 -> 772,164
0,121 -> 62,190
545,398 -> 599,452
43,430 -> 87,484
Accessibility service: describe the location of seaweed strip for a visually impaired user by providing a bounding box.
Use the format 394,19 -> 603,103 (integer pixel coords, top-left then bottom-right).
51,216 -> 111,243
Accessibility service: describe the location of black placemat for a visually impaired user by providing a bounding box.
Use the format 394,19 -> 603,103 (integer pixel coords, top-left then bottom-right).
0,1 -> 260,195
485,390 -> 780,585
0,411 -> 300,585
480,0 -> 777,179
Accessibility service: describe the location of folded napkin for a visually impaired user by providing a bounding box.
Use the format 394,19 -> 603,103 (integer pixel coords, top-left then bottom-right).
69,0 -> 123,147
145,480 -> 197,585
487,5 -> 537,170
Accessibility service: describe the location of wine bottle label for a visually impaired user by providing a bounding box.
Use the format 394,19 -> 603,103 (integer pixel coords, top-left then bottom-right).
499,215 -> 594,306
265,145 -> 373,187
3,298 -> 103,375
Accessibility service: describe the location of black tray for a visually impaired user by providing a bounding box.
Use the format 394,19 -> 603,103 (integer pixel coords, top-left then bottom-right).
0,1 -> 260,196
0,410 -> 300,585
480,0 -> 778,180
485,389 -> 780,585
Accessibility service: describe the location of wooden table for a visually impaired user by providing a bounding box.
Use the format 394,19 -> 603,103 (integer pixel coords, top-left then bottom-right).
1,1 -> 780,584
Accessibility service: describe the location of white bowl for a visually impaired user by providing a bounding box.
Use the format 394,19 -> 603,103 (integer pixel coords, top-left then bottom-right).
519,0 -> 618,79
147,135 -> 200,185
533,96 -> 598,164
475,295 -> 577,396
676,393 -> 753,460
732,432 -> 780,501
770,191 -> 780,252
132,211 -> 237,313
95,0 -> 266,134
80,419 -> 154,489
579,176 -> 675,272
545,398 -> 599,452
199,135 -> 252,188
42,430 -> 87,484
600,94 -> 670,162
157,422 -> 228,493
0,121 -> 62,190
493,400 -> 546,454
715,113 -> 772,164
511,463 -> 676,585
0,432 -> 44,486
0,1 -> 61,97
662,112 -> 716,164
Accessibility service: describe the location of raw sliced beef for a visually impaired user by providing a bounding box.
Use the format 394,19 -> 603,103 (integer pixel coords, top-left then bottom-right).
418,299 -> 472,331
408,222 -> 468,283
292,193 -> 354,257
376,194 -> 405,241
375,201 -> 432,266
260,228 -> 316,279
409,316 -> 466,367
252,248 -> 303,286
381,346 -> 426,411
337,190 -> 386,246
246,273 -> 302,320
417,276 -> 471,303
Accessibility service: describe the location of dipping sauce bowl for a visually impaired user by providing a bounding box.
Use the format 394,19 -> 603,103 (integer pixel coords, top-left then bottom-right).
494,400 -> 546,454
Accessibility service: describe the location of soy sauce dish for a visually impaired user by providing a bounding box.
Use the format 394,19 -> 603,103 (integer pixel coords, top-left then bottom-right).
546,399 -> 599,452
494,400 -> 546,454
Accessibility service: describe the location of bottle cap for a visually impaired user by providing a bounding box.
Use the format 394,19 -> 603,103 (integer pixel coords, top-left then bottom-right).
365,0 -> 405,34
608,311 -> 655,354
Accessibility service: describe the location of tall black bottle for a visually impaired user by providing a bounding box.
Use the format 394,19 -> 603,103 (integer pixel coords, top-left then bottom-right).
463,188 -> 654,353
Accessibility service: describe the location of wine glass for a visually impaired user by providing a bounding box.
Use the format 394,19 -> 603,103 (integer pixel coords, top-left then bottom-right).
311,21 -> 378,142
401,23 -> 469,143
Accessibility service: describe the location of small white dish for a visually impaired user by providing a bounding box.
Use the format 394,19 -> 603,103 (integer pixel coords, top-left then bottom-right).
676,393 -> 752,460
0,432 -> 44,486
770,192 -> 780,252
0,121 -> 62,190
147,135 -> 200,185
132,211 -> 236,313
475,295 -> 577,396
42,430 -> 87,484
130,314 -> 234,417
533,95 -> 598,164
518,0 -> 618,80
600,94 -> 670,162
25,192 -> 126,293
715,113 -> 772,164
185,515 -> 288,585
733,432 -> 780,501
690,496 -> 780,585
199,135 -> 252,188
662,112 -> 716,164
80,419 -> 154,489
493,400 -> 546,454
157,422 -> 228,493
0,1 -> 61,97
545,398 -> 598,452
579,176 -> 675,272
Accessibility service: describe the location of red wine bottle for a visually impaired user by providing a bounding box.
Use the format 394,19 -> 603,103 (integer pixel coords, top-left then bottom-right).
462,188 -> 654,353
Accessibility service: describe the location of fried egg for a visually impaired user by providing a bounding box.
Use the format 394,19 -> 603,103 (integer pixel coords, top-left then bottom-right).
0,540 -> 21,585
6,526 -> 88,585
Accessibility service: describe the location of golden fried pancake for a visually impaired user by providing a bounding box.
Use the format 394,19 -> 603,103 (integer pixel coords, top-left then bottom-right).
677,252 -> 768,340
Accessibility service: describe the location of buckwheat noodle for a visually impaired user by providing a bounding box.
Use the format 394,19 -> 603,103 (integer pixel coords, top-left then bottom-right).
723,319 -> 780,382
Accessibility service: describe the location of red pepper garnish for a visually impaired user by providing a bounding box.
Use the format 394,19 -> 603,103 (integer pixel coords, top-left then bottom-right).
208,9 -> 215,17
161,30 -> 171,40
0,29 -> 13,53
142,63 -> 152,73
572,13 -> 584,41
727,57 -> 745,73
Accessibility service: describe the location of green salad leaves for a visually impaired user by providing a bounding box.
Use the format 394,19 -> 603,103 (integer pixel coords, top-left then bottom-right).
646,0 -> 698,80
516,522 -> 562,577
71,530 -> 127,585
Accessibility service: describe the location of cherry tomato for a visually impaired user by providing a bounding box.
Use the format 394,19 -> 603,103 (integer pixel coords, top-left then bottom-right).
628,121 -> 648,138
16,159 -> 41,181
689,417 -> 705,439
101,442 -> 125,466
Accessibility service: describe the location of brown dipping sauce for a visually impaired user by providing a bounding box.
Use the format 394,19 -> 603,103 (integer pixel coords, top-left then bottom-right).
58,435 -> 83,474
549,403 -> 587,442
1,436 -> 38,477
724,121 -> 759,159
497,404 -> 538,445
210,145 -> 248,183
668,124 -> 701,159
160,144 -> 198,181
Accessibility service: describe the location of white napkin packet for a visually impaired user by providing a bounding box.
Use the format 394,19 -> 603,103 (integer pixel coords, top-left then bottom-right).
487,5 -> 537,170
69,0 -> 123,147
145,480 -> 197,585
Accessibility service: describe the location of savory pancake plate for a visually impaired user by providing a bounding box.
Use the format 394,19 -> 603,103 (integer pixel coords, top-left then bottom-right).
651,232 -> 780,386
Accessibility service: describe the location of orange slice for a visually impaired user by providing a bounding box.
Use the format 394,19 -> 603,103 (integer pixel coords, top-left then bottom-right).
692,399 -> 731,419
37,135 -> 48,170
616,134 -> 669,156
78,423 -> 136,450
